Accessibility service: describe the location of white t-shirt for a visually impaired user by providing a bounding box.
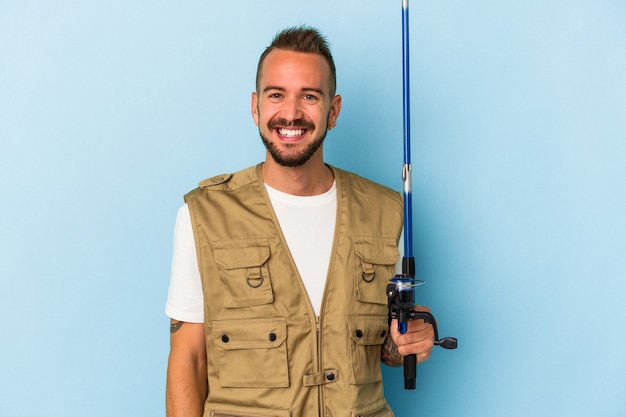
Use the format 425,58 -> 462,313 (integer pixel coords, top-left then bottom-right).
165,182 -> 337,321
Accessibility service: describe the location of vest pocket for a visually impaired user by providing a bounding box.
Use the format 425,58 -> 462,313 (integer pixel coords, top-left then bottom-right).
352,399 -> 394,417
212,317 -> 289,388
208,404 -> 292,417
354,238 -> 399,305
347,315 -> 389,384
213,238 -> 274,308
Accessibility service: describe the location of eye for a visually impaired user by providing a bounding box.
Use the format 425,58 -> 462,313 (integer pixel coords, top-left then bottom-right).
303,94 -> 319,103
266,92 -> 284,103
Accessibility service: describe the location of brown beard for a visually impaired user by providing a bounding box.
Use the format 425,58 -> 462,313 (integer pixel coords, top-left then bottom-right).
260,130 -> 326,167
259,117 -> 328,167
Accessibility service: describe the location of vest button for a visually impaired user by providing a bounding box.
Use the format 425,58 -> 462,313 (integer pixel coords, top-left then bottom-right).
326,372 -> 335,381
380,330 -> 387,338
221,334 -> 229,343
268,333 -> 277,342
355,330 -> 363,338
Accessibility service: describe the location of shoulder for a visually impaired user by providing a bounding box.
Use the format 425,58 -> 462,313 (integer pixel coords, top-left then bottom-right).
184,164 -> 261,202
331,166 -> 401,202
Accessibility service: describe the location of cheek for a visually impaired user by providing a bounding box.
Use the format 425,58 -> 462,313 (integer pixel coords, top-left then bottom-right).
255,104 -> 276,126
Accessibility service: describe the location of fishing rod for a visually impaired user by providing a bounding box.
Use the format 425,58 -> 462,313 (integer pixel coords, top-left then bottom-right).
387,0 -> 457,390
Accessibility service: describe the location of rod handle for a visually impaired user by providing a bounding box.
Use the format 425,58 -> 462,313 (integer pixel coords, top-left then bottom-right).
404,353 -> 417,389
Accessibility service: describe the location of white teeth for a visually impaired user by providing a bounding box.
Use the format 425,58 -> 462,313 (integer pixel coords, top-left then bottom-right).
278,128 -> 304,137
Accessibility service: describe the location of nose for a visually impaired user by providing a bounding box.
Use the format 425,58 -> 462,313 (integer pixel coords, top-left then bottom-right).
281,96 -> 303,121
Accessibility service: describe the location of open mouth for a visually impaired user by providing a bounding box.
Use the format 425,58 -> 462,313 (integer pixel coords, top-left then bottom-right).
269,118 -> 315,141
277,128 -> 306,138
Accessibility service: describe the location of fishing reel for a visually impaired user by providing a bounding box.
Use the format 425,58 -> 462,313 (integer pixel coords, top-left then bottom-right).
387,272 -> 457,389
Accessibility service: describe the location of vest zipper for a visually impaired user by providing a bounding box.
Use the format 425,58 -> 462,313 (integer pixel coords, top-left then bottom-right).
316,168 -> 341,417
315,315 -> 324,417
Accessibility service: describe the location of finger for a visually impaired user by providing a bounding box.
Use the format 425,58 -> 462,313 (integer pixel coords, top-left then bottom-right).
397,327 -> 434,347
406,319 -> 434,333
397,338 -> 434,363
391,318 -> 434,345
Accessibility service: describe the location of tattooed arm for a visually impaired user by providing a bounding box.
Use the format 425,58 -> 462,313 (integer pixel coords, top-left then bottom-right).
166,320 -> 207,417
381,331 -> 404,367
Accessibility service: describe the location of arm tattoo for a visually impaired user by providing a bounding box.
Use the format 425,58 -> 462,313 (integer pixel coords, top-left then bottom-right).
381,333 -> 403,367
170,320 -> 185,334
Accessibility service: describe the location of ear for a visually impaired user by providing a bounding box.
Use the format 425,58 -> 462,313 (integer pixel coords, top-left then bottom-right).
328,94 -> 342,129
251,92 -> 259,126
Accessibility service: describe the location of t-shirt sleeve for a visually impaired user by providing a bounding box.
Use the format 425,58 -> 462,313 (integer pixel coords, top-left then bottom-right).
165,203 -> 204,323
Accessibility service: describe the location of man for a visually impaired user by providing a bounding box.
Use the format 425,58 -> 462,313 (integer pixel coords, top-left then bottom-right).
166,26 -> 434,417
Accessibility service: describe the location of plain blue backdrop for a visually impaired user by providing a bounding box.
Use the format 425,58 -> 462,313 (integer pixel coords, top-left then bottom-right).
1,1 -> 625,416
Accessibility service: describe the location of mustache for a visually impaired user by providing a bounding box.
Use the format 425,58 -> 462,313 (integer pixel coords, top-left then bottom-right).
268,118 -> 315,130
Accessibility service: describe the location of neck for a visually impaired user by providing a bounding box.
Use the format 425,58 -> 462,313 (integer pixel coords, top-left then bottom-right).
261,154 -> 334,196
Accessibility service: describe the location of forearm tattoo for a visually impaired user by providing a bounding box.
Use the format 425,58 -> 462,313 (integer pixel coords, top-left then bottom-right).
381,333 -> 403,367
170,320 -> 185,334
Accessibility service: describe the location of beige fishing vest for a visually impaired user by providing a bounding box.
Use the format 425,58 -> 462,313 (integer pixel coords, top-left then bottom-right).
184,164 -> 403,417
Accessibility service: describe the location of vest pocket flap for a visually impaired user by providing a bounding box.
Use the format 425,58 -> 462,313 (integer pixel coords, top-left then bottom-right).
213,238 -> 271,269
213,318 -> 287,350
353,238 -> 399,265
347,315 -> 389,346
353,237 -> 399,305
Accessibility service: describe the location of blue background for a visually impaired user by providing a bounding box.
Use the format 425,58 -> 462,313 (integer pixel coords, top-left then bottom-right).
1,1 -> 625,416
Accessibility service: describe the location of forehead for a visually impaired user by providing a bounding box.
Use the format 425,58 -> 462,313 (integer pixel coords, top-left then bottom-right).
259,49 -> 332,91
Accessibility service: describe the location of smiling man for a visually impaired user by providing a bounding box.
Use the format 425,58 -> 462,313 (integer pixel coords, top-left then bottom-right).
165,26 -> 435,417
254,47 -> 339,162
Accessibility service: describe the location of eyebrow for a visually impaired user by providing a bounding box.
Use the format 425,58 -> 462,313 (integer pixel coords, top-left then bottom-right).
263,86 -> 326,97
